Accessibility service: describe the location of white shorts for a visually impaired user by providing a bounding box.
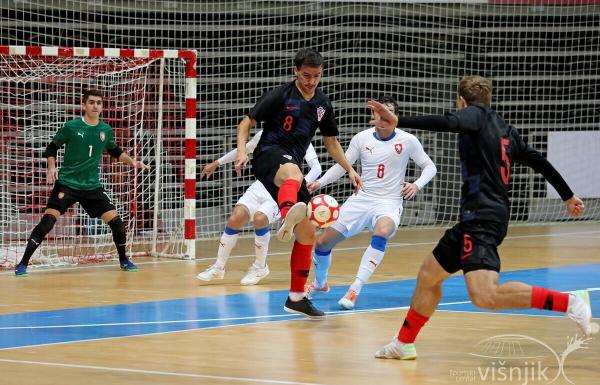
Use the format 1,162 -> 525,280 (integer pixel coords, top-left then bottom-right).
331,194 -> 403,239
236,181 -> 280,224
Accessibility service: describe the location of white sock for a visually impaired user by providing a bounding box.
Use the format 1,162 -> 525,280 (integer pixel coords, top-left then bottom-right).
253,227 -> 270,268
215,229 -> 240,269
351,245 -> 385,294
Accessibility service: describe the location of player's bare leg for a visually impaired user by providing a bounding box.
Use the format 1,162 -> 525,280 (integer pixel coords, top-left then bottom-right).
101,209 -> 137,272
240,211 -> 271,285
274,163 -> 306,242
15,208 -> 61,276
465,270 -> 599,335
198,205 -> 250,281
375,255 -> 449,359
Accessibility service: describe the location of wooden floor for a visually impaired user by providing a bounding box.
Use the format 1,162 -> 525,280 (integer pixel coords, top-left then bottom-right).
0,223 -> 599,385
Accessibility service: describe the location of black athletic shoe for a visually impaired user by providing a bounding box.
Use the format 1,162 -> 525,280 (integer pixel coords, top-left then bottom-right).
284,296 -> 326,319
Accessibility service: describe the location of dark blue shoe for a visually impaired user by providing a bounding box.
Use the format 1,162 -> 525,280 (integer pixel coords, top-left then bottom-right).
15,264 -> 28,277
120,259 -> 138,272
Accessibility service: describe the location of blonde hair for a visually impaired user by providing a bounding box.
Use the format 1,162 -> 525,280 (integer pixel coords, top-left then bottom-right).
458,75 -> 492,107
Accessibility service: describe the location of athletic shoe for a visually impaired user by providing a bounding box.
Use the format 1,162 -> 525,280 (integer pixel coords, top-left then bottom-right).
284,296 -> 326,319
196,265 -> 224,281
305,281 -> 330,299
374,337 -> 417,360
567,290 -> 600,336
240,264 -> 270,286
14,263 -> 28,277
276,202 -> 307,242
338,288 -> 358,310
120,259 -> 138,272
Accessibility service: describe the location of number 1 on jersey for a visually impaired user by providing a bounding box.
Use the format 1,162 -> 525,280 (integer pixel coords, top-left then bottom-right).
89,145 -> 93,157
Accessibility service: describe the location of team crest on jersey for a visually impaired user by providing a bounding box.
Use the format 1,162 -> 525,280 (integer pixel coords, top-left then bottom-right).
395,143 -> 403,154
99,132 -> 106,142
316,106 -> 325,122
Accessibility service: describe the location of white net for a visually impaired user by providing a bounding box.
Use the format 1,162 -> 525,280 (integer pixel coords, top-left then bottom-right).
1,1 -> 599,243
0,53 -> 189,268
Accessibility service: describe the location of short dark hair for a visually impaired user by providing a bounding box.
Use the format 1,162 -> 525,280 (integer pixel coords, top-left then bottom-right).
82,89 -> 103,102
458,76 -> 492,107
294,48 -> 323,69
376,95 -> 399,116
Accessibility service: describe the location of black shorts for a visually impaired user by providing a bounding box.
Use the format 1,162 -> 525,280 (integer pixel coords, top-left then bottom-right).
46,182 -> 117,218
432,220 -> 508,274
252,148 -> 311,204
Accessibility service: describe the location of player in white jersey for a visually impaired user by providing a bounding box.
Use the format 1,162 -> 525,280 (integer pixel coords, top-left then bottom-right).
306,96 -> 437,309
197,129 -> 322,285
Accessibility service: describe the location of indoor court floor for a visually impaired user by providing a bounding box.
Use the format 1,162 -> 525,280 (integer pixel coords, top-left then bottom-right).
0,222 -> 598,385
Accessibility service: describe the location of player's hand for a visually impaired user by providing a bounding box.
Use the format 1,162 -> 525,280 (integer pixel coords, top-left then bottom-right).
134,161 -> 151,171
47,167 -> 58,184
368,100 -> 398,129
307,181 -> 321,194
565,195 -> 584,217
234,152 -> 248,177
348,169 -> 363,194
401,182 -> 419,200
201,161 -> 220,179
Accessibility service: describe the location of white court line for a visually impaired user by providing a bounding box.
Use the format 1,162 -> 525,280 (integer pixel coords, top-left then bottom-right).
0,301 -> 470,331
3,228 -> 598,275
0,358 -> 329,385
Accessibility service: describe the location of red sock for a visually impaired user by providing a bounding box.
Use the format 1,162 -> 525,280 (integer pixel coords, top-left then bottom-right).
290,241 -> 312,293
531,286 -> 569,312
278,179 -> 300,219
397,307 -> 429,343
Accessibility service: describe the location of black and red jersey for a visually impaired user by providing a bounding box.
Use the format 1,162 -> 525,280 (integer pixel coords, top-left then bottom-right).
397,105 -> 573,223
248,81 -> 338,164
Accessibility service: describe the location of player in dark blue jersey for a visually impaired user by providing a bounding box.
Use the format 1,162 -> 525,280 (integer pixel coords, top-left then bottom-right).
368,75 -> 597,360
234,48 -> 362,318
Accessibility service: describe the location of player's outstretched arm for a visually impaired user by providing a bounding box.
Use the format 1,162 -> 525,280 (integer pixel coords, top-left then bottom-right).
234,116 -> 256,176
565,196 -> 585,217
200,161 -> 220,179
514,132 -> 583,218
368,100 -> 398,129
403,137 -> 437,200
323,136 -> 363,193
118,152 -> 150,170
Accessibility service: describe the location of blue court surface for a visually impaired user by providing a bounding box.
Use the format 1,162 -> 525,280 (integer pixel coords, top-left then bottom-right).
1,263 -> 598,350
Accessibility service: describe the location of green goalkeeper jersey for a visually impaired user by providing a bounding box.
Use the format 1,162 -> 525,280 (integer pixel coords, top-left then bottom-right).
52,118 -> 118,190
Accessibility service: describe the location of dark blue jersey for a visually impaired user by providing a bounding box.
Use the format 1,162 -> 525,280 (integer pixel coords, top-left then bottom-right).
248,81 -> 338,164
398,105 -> 573,223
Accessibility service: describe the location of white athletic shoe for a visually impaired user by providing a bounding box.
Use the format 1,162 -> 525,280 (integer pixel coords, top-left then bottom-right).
196,265 -> 225,281
374,337 -> 417,360
240,264 -> 270,286
276,202 -> 307,242
338,288 -> 359,310
567,290 -> 600,336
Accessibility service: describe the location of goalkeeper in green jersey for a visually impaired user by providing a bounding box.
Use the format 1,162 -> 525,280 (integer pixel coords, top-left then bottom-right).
15,89 -> 150,276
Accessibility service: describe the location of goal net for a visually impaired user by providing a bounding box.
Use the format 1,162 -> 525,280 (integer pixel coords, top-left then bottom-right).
1,1 -> 598,243
0,47 -> 197,269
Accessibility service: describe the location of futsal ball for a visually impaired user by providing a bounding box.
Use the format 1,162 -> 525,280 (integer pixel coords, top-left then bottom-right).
307,194 -> 339,229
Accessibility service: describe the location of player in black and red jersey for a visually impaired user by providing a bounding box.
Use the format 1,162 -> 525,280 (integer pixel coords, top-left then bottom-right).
234,48 -> 362,318
367,75 -> 597,360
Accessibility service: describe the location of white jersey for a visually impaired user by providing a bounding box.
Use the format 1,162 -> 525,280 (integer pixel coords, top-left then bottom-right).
318,128 -> 436,201
216,130 -> 322,221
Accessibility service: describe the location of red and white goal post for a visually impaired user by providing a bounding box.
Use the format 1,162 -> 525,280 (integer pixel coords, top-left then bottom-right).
0,46 -> 197,269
